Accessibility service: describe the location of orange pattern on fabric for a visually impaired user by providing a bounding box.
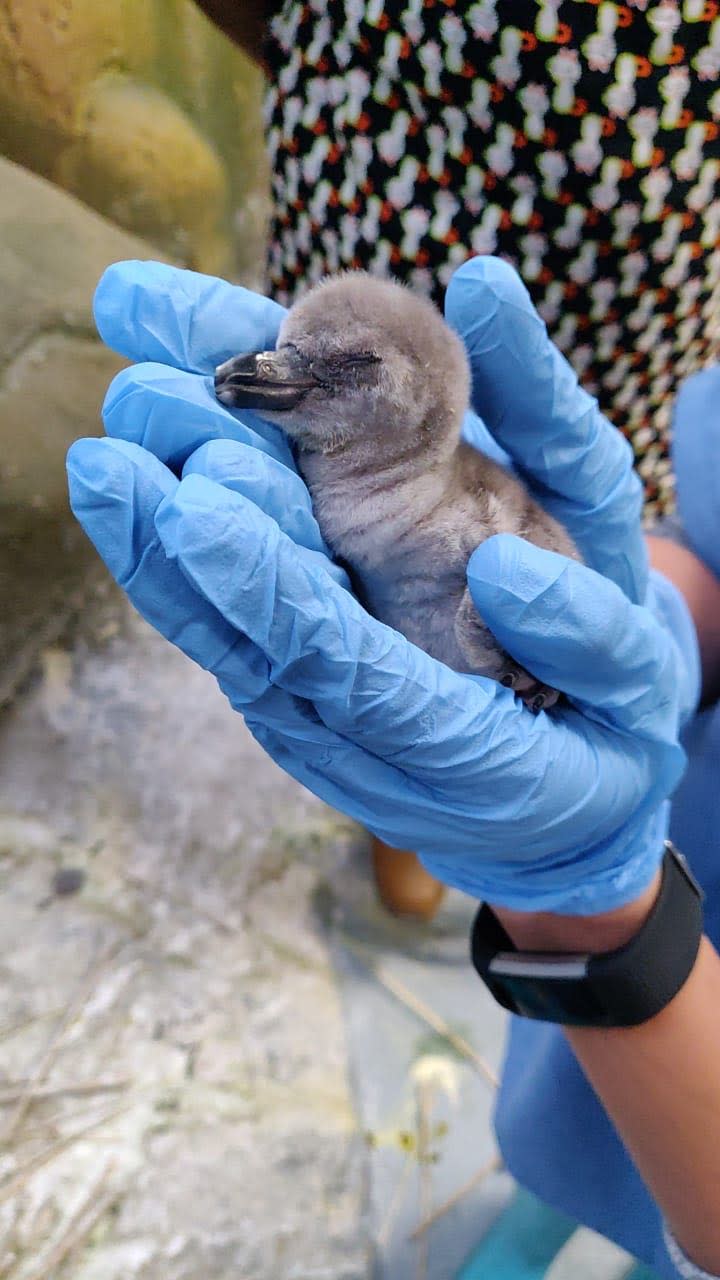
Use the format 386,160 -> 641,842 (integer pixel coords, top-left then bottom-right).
265,1 -> 720,514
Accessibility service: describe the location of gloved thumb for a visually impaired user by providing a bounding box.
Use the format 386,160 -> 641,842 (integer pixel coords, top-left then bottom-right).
466,534 -> 681,738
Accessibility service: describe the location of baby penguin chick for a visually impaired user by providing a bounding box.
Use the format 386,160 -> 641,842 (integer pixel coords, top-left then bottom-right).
215,273 -> 579,710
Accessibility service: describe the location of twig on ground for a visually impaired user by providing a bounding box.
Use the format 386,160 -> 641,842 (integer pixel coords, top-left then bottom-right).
414,1081 -> 433,1280
0,941 -> 123,1148
340,937 -> 499,1089
0,1079 -> 129,1107
17,1158 -> 118,1280
409,1152 -> 503,1240
0,1009 -> 62,1044
0,1102 -> 130,1208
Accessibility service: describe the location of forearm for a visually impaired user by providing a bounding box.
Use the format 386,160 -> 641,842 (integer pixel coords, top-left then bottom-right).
567,936 -> 720,1274
490,532 -> 720,1270
192,0 -> 269,63
647,534 -> 720,706
494,892 -> 720,1274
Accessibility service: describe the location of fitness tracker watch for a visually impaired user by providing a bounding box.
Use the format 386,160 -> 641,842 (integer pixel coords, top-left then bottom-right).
470,843 -> 704,1027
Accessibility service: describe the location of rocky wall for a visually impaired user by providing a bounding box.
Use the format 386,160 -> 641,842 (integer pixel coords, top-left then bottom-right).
0,158 -> 162,703
0,1 -> 270,701
0,0 -> 269,278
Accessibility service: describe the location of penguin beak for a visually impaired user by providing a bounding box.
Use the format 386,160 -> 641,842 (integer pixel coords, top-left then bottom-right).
214,349 -> 318,411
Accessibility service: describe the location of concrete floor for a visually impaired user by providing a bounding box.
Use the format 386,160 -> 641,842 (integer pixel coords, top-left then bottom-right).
0,588 -> 645,1279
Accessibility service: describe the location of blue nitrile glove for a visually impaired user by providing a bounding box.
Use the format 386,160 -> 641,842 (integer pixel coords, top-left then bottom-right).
67,258 -> 699,914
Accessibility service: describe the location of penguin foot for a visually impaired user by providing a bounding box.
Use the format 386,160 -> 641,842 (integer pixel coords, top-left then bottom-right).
500,667 -> 560,713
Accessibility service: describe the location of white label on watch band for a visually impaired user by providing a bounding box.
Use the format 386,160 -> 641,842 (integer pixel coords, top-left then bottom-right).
488,955 -> 591,980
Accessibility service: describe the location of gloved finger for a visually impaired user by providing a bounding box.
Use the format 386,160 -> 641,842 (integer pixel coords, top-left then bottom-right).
419,802 -> 672,915
65,439 -> 419,799
445,256 -> 647,604
152,474 -> 679,839
94,260 -> 285,373
646,568 -> 701,728
246,714 -> 672,915
102,362 -> 293,471
65,442 -> 438,846
66,437 -> 355,717
467,534 -> 685,746
673,365 -> 720,581
66,436 -> 271,700
244,713 -> 447,850
153,473 -> 520,765
183,439 -> 351,588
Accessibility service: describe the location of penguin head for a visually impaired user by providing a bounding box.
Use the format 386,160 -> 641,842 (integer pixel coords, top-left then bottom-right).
215,272 -> 470,459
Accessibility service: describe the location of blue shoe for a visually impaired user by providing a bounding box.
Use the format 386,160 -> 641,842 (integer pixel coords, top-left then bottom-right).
455,1186 -> 577,1280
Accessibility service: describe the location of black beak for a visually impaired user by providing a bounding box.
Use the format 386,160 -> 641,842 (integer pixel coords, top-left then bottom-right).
214,348 -> 318,411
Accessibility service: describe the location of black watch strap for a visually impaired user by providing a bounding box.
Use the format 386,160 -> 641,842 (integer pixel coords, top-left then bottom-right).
470,844 -> 704,1027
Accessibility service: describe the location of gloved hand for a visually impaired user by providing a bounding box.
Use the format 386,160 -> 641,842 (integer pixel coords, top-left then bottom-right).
67,257 -> 700,914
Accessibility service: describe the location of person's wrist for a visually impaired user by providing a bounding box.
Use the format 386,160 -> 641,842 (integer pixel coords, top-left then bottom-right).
489,869 -> 662,954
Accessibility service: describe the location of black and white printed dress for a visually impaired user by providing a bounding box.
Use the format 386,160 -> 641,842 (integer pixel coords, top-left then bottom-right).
263,0 -> 720,514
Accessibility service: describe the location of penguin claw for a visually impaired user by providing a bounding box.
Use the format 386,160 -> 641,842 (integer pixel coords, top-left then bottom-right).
499,668 -> 560,713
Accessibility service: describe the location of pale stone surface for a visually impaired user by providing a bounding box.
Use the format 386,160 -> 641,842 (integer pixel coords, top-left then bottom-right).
0,599 -> 370,1280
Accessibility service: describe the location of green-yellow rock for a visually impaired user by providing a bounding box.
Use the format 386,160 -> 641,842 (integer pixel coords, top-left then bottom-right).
0,0 -> 268,277
56,77 -> 230,274
0,1 -> 157,169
